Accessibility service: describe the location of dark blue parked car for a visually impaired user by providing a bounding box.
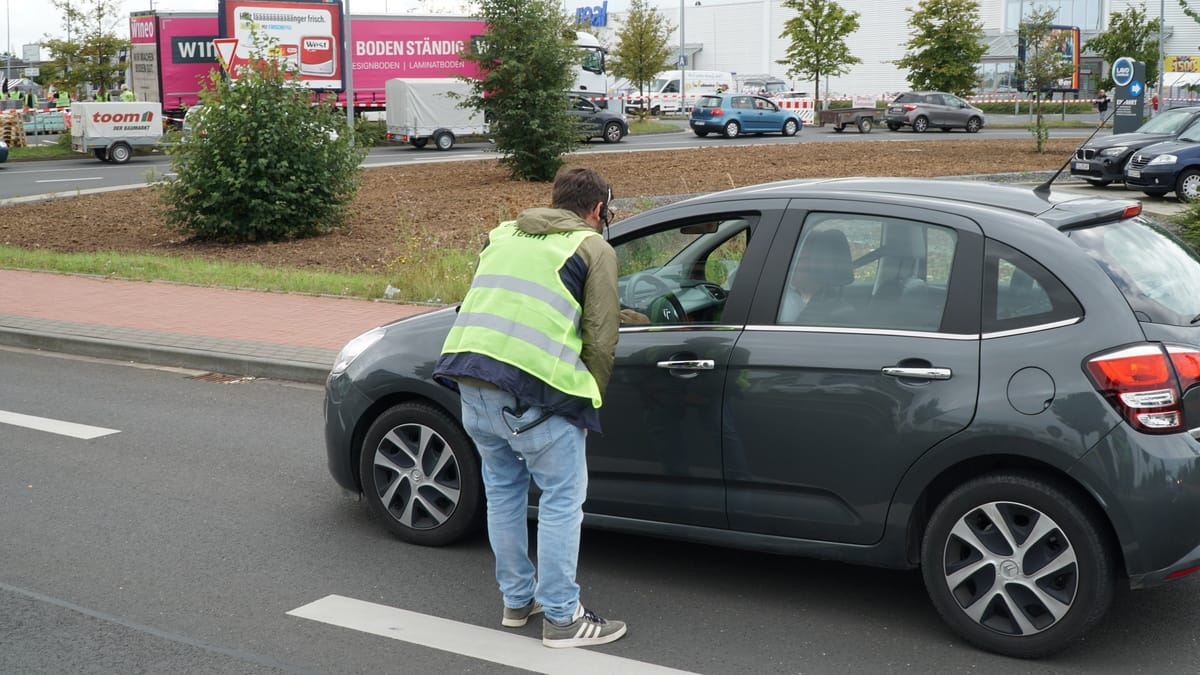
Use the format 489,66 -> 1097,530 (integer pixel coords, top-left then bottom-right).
689,93 -> 801,139
1125,117 -> 1200,202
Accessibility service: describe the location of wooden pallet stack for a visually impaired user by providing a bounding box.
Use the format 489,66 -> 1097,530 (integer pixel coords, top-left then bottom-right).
0,111 -> 27,148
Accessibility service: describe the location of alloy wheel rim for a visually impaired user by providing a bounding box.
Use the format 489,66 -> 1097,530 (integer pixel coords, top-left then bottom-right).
1182,174 -> 1200,201
371,422 -> 462,530
941,501 -> 1078,636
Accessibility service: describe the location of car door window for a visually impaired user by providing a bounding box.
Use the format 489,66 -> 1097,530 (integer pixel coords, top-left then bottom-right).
778,214 -> 956,332
983,240 -> 1081,333
571,96 -> 594,112
615,216 -> 753,325
732,96 -> 752,109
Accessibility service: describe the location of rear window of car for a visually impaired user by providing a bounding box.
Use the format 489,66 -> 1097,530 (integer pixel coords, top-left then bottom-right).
696,96 -> 722,108
1070,218 -> 1200,325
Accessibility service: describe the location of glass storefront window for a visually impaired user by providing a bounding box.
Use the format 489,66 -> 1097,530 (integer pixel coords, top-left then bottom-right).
1006,0 -> 1102,32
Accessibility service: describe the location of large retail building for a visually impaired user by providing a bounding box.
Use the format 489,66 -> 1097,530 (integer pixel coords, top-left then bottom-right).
581,0 -> 1200,101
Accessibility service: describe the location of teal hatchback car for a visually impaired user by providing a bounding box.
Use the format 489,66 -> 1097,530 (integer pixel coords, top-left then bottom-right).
689,93 -> 801,139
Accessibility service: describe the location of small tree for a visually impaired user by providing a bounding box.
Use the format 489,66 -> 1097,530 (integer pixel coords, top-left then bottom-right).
1083,4 -> 1161,91
609,0 -> 675,120
462,0 -> 579,181
160,33 -> 364,242
894,0 -> 987,96
42,0 -> 129,98
777,0 -> 861,109
1017,8 -> 1077,152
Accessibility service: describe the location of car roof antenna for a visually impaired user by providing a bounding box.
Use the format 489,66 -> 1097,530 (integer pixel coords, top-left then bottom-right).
1034,108 -> 1116,197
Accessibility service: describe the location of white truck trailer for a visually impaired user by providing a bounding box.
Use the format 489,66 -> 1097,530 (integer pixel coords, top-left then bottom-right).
70,102 -> 163,163
384,78 -> 487,151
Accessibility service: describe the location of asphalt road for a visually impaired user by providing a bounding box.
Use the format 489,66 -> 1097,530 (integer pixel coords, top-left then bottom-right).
0,123 -> 1100,203
3,347 -> 1200,674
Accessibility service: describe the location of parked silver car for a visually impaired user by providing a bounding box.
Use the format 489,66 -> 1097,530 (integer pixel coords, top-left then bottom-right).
885,91 -> 985,133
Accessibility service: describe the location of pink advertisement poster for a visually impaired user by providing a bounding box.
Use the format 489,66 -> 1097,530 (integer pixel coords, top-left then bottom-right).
160,16 -> 222,108
345,17 -> 484,101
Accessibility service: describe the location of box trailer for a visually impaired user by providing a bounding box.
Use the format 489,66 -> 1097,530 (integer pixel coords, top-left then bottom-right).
385,78 -> 486,150
70,102 -> 163,163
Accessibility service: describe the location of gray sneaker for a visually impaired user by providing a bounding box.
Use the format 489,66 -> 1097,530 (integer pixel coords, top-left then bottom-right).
542,605 -> 627,648
501,599 -> 543,627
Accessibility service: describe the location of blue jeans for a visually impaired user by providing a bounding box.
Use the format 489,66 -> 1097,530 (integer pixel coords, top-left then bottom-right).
458,383 -> 588,625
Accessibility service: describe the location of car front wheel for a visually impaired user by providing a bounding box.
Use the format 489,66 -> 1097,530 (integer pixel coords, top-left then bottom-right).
603,121 -> 624,143
723,120 -> 741,138
921,472 -> 1115,659
1176,168 -> 1200,202
912,116 -> 929,133
358,402 -> 483,546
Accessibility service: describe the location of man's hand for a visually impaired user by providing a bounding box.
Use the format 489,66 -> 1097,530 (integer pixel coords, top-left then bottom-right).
620,308 -> 650,325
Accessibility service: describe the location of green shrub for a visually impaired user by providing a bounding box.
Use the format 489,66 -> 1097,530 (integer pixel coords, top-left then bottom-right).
1174,202 -> 1200,251
354,118 -> 388,148
160,33 -> 365,242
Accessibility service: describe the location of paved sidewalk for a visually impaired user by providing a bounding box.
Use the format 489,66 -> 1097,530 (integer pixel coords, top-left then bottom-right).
0,270 -> 433,384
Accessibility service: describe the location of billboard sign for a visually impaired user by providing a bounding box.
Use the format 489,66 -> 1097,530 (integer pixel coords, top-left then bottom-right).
1016,25 -> 1080,93
218,0 -> 346,90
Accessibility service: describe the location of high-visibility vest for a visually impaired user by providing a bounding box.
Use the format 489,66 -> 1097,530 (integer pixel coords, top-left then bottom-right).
441,222 -> 603,408
121,90 -> 135,102
57,91 -> 69,106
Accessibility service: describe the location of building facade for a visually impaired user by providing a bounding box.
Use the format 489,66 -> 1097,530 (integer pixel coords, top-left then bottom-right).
584,0 -> 1199,101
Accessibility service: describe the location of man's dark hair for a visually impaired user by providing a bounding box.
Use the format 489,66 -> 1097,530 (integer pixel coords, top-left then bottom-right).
552,167 -> 611,218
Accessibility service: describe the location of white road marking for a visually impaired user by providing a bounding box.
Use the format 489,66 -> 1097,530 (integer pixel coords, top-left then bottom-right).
287,595 -> 698,675
0,410 -> 120,439
36,177 -> 105,184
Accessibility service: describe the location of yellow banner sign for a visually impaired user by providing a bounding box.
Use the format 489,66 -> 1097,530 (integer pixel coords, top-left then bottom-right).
1166,56 -> 1200,73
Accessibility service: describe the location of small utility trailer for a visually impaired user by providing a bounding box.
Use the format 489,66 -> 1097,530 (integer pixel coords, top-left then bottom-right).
817,107 -> 878,133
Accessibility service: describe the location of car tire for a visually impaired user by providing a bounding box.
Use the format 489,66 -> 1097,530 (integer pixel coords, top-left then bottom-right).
913,116 -> 929,133
603,121 -> 624,143
723,120 -> 741,138
108,142 -> 132,164
966,116 -> 983,133
887,122 -> 901,131
921,472 -> 1115,659
1085,179 -> 1112,188
857,117 -> 872,133
1175,168 -> 1200,203
434,131 -> 455,151
358,402 -> 484,547
411,139 -> 428,149
833,124 -> 845,133
693,129 -> 709,137
782,119 -> 799,136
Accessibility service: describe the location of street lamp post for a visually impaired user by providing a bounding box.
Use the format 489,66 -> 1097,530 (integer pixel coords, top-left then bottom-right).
1158,0 -> 1165,114
679,0 -> 685,114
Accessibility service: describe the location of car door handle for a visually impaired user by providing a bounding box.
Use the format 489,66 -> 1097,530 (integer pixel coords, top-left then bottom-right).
882,366 -> 952,380
657,359 -> 715,370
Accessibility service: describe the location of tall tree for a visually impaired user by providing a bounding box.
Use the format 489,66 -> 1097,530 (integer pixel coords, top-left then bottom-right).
1084,4 -> 1160,91
777,0 -> 861,110
609,0 -> 674,120
894,0 -> 986,96
462,0 -> 579,181
1017,8 -> 1077,152
42,0 -> 129,98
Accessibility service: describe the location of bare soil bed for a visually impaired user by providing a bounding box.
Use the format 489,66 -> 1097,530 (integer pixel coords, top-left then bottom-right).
0,138 -> 1081,274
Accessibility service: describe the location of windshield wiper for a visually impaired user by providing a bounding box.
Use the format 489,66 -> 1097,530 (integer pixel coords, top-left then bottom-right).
1190,312 -> 1200,325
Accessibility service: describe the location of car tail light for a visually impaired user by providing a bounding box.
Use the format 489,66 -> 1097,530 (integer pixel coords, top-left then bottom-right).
1085,344 -> 1200,433
710,108 -> 725,117
1121,204 -> 1142,219
903,104 -> 918,111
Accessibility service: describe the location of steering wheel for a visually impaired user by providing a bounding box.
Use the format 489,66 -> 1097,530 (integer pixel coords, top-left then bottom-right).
693,281 -> 728,301
647,292 -> 687,323
623,272 -> 672,307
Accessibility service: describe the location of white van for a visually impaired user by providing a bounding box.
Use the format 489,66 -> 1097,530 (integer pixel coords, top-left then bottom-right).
626,70 -> 735,114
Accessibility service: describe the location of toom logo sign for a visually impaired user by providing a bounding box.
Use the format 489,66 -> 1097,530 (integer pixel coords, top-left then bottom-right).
93,111 -> 155,123
576,1 -> 608,26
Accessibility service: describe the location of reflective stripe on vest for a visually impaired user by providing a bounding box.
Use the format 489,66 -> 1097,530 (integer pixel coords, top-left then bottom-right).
442,221 -> 602,408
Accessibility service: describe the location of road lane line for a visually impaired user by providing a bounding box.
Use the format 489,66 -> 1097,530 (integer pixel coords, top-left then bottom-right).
0,410 -> 120,439
36,177 -> 105,184
287,595 -> 698,675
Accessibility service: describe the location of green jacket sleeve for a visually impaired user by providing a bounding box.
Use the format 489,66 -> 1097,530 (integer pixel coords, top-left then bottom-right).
577,235 -> 619,397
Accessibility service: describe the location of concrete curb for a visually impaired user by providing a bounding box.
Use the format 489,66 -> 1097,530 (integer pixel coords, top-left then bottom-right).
0,326 -> 332,384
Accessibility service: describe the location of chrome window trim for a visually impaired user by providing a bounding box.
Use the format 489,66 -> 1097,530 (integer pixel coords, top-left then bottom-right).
746,325 -> 978,340
618,324 -> 743,333
982,317 -> 1082,340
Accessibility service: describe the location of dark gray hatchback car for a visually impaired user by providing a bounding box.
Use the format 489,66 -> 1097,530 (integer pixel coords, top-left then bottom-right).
324,178 -> 1200,659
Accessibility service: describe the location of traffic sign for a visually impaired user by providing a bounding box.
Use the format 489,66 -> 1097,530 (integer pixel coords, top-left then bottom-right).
213,39 -> 238,70
1112,57 -> 1134,87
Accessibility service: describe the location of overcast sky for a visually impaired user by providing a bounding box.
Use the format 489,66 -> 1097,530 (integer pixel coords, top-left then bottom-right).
2,0 -> 645,59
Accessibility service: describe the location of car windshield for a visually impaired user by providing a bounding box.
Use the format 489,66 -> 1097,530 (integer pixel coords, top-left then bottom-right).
1178,118 -> 1200,143
1135,109 -> 1197,135
1069,217 -> 1200,325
